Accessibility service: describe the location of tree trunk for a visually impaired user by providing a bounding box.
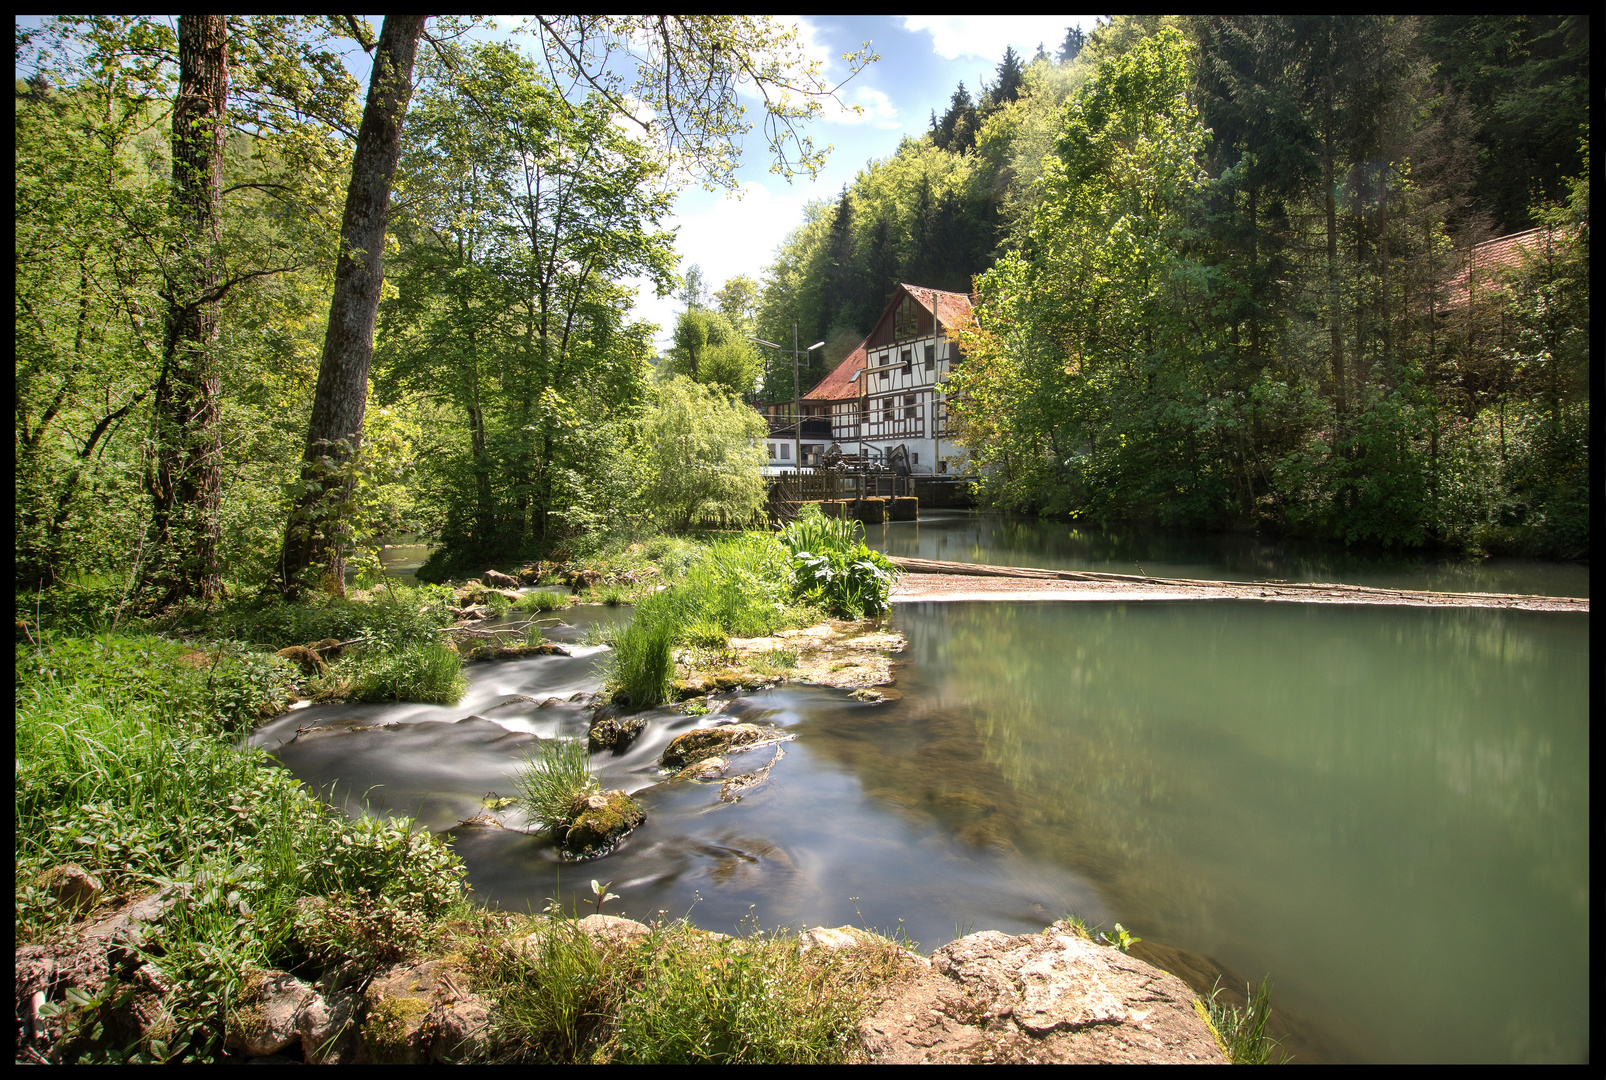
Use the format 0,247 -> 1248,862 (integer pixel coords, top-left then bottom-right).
281,15 -> 427,596
147,14 -> 227,605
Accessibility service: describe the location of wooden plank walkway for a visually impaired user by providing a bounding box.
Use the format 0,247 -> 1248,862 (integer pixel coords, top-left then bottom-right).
887,556 -> 1589,612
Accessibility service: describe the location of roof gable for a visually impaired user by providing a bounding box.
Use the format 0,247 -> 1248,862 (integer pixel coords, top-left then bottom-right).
802,283 -> 975,402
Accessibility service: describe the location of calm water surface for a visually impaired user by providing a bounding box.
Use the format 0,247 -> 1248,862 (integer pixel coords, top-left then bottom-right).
866,510 -> 1589,597
252,593 -> 1588,1063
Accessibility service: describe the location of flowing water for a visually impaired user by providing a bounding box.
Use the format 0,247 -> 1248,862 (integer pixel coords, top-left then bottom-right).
255,518 -> 1588,1062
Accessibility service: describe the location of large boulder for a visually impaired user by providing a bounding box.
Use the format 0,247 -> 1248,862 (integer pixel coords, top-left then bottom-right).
561,790 -> 646,859
483,569 -> 520,588
859,924 -> 1228,1064
660,723 -> 786,769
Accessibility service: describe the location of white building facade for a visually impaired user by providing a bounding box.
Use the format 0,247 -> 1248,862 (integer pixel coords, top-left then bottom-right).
787,284 -> 973,475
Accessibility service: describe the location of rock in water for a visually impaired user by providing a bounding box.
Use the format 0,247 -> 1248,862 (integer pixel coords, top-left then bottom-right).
859,924 -> 1229,1064
562,790 -> 646,859
483,569 -> 519,588
588,714 -> 646,753
660,723 -> 786,769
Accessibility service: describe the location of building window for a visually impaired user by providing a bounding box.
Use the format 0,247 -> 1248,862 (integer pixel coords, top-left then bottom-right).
767,443 -> 775,459
939,460 -> 948,474
924,344 -> 935,370
903,394 -> 916,419
912,452 -> 919,465
879,369 -> 888,382
881,398 -> 892,418
780,444 -> 790,460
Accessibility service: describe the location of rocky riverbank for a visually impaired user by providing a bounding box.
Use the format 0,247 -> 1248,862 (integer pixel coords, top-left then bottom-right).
16,885 -> 1229,1064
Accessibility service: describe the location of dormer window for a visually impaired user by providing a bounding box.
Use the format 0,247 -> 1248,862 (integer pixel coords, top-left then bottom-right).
893,294 -> 920,340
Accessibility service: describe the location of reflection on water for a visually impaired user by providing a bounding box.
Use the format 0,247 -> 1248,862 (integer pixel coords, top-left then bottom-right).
866,510 -> 1589,598
253,595 -> 1588,1063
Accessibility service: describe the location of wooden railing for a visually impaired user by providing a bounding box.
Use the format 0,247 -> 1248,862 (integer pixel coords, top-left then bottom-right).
767,468 -> 914,504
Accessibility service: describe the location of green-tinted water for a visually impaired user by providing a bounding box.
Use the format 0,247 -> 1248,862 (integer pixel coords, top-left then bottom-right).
865,510 -> 1590,597
255,597 -> 1588,1062
883,600 -> 1588,1062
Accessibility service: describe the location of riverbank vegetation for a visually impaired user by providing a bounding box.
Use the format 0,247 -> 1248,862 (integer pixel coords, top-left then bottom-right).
748,16 -> 1588,559
601,509 -> 898,708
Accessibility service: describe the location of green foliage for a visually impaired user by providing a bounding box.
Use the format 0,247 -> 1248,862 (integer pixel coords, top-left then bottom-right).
517,589 -> 570,613
667,309 -> 763,398
936,20 -> 1588,556
515,738 -> 599,832
608,931 -> 866,1063
780,506 -> 898,618
637,377 -> 768,530
1202,977 -> 1289,1064
348,641 -> 466,705
480,915 -> 903,1064
15,632 -> 467,1003
607,615 -> 679,708
603,532 -> 804,708
161,582 -> 454,650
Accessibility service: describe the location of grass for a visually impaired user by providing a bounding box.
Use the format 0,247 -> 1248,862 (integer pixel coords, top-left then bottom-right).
1200,976 -> 1289,1064
607,615 -> 679,709
15,632 -> 468,1061
348,641 -> 467,704
471,911 -> 912,1063
602,533 -> 822,709
593,583 -> 632,606
516,590 -> 569,613
515,738 -> 600,832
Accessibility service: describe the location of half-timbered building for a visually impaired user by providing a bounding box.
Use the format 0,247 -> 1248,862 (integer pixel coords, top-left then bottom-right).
783,283 -> 973,474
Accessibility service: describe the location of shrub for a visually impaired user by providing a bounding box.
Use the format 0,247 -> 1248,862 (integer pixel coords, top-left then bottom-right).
515,738 -> 599,832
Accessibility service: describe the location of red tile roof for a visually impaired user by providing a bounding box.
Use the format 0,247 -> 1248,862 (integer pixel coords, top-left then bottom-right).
1441,227 -> 1555,308
801,284 -> 975,402
804,341 -> 868,401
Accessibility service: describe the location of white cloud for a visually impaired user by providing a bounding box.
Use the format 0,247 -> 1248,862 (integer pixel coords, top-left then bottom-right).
823,85 -> 900,129
902,16 -> 1100,63
624,181 -> 814,348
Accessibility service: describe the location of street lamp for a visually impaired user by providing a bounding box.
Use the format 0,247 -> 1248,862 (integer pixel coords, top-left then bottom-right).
748,327 -> 825,483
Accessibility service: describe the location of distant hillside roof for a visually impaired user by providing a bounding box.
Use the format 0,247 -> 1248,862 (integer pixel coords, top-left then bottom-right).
1441,227 -> 1555,308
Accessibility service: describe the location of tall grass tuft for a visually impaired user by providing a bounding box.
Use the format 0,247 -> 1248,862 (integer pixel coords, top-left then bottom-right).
515,738 -> 598,831
517,589 -> 569,613
351,641 -> 467,704
1201,976 -> 1288,1064
607,613 -> 678,708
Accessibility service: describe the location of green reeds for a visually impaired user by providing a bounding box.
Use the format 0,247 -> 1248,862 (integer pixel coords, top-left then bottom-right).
515,738 -> 599,832
517,589 -> 569,613
1202,976 -> 1289,1064
350,641 -> 467,705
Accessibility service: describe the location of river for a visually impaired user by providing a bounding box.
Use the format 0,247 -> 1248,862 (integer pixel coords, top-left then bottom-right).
260,514 -> 1588,1062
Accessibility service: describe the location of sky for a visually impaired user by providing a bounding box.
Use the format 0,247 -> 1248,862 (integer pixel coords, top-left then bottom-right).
624,16 -> 1104,349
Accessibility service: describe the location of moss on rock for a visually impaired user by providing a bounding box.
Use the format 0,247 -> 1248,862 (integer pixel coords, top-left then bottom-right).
561,790 -> 646,860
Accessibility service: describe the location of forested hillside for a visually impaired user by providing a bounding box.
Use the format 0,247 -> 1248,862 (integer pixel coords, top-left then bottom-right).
747,15 -> 1588,556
